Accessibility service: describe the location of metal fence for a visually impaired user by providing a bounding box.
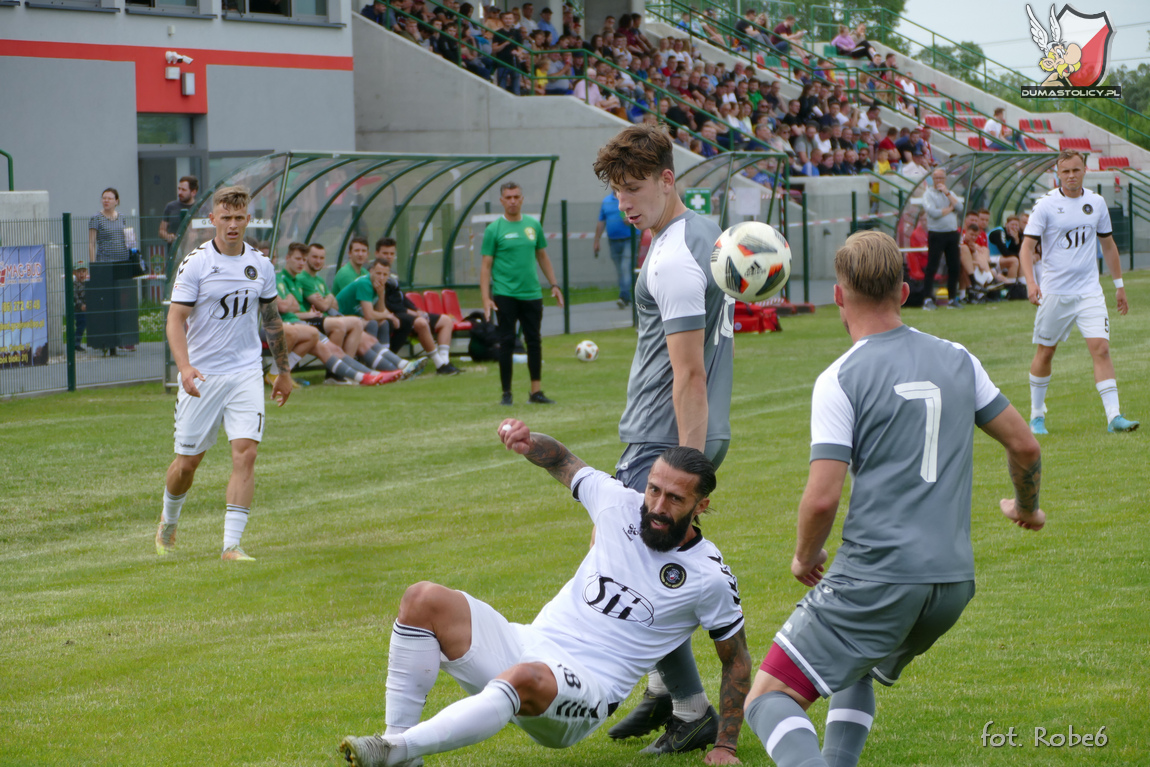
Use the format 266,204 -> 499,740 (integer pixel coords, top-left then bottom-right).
0,214 -> 172,398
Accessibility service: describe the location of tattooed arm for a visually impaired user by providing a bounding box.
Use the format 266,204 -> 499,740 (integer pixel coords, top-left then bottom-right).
980,404 -> 1045,530
497,419 -> 588,488
706,627 -> 752,765
260,299 -> 293,407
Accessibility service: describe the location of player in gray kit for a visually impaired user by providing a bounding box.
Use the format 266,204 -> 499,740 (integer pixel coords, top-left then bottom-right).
744,231 -> 1045,767
591,124 -> 738,761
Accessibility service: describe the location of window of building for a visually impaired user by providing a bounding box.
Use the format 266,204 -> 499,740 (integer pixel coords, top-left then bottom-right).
138,114 -> 195,147
224,0 -> 331,21
125,0 -> 199,9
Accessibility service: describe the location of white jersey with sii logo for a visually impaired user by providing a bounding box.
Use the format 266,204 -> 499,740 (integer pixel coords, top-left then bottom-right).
1024,187 -> 1113,296
530,467 -> 744,704
170,239 -> 278,375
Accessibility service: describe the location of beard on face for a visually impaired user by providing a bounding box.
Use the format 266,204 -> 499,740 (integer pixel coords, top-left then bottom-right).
639,502 -> 695,552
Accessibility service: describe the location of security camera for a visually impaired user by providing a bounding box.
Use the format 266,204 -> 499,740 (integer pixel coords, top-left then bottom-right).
165,51 -> 194,64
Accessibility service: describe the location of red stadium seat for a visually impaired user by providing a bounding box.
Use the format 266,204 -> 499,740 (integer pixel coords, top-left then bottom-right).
1059,137 -> 1092,151
968,137 -> 987,150
1098,156 -> 1129,170
971,116 -> 987,130
1024,138 -> 1049,151
441,289 -> 472,331
924,115 -> 949,130
423,290 -> 444,315
405,291 -> 425,312
1021,119 -> 1054,133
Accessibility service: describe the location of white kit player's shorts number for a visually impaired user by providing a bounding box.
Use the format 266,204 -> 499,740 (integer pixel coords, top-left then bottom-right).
1033,291 -> 1109,346
442,592 -> 614,749
174,369 -> 265,455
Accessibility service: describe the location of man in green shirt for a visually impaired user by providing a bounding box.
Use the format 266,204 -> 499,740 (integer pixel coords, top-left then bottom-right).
333,236 -> 372,296
279,242 -> 361,356
480,181 -> 564,406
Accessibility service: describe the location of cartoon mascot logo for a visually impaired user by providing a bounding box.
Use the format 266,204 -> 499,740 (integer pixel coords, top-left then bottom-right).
1026,4 -> 1116,89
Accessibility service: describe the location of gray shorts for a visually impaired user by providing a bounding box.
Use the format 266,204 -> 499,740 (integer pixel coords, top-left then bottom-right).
774,572 -> 975,697
615,440 -> 730,492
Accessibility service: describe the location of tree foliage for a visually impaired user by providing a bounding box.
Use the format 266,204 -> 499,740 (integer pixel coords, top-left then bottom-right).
913,41 -> 986,87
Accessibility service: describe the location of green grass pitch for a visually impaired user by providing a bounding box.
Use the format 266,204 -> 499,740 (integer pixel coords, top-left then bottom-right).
1,275 -> 1147,766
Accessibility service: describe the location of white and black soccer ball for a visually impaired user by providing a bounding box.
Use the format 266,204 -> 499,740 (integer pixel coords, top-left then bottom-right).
711,221 -> 791,302
575,339 -> 599,362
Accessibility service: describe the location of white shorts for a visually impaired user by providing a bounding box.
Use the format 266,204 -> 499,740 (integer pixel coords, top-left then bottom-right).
1033,291 -> 1109,346
173,369 -> 265,455
441,592 -> 615,749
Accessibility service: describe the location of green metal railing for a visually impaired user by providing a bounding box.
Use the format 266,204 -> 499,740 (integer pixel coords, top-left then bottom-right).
0,148 -> 12,191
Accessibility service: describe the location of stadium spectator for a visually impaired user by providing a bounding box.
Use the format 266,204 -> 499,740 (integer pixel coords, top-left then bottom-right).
628,13 -> 655,55
88,187 -> 139,356
770,14 -> 805,54
599,13 -> 616,38
518,1 -> 537,33
698,122 -> 721,157
921,168 -> 963,310
361,0 -> 388,23
832,22 -> 876,59
72,262 -> 88,352
159,175 -> 198,244
780,99 -> 804,128
536,5 -> 557,44
899,150 -> 929,181
855,146 -> 874,172
736,8 -> 768,50
960,220 -> 1007,298
493,10 -> 527,95
814,124 -> 833,155
743,230 -> 1044,767
988,215 -> 1022,281
481,181 -> 563,405
542,50 -> 573,94
594,190 -> 635,309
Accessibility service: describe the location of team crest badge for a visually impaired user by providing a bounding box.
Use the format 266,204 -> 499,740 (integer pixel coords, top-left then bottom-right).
526,228 -> 536,241
660,563 -> 687,589
244,265 -> 258,280
1021,4 -> 1120,98
1083,203 -> 1093,214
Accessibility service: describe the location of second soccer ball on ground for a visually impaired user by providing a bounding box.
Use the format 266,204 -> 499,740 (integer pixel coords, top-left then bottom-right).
575,340 -> 599,361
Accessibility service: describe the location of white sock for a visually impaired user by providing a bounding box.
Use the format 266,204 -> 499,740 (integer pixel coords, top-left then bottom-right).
672,691 -> 711,722
973,268 -> 987,285
162,489 -> 187,525
1096,378 -> 1121,422
288,352 -> 301,370
400,678 -> 520,762
385,622 -> 442,735
437,344 -> 450,361
1030,373 -> 1051,421
647,670 -> 669,696
223,505 -> 249,549
429,349 -> 446,368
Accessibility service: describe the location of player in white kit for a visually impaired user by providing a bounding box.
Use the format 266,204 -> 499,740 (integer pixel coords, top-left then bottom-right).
1020,150 -> 1138,435
156,186 -> 294,561
337,419 -> 751,767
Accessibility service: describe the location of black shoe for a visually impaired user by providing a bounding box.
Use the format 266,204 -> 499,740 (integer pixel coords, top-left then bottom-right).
639,705 -> 719,754
528,390 -> 555,404
607,690 -> 673,740
74,345 -> 86,352
500,392 -> 513,406
436,363 -> 461,376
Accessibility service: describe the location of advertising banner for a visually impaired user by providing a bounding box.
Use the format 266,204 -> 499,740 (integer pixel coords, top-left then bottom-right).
0,245 -> 49,368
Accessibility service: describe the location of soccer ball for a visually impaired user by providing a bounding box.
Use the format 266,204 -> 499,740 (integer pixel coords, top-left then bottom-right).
575,340 -> 599,361
711,221 -> 791,302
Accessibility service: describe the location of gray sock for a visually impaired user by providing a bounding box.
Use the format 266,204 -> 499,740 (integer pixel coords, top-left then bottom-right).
363,343 -> 398,371
746,691 -> 826,767
823,678 -> 874,767
324,356 -> 358,381
655,637 -> 705,701
343,356 -> 374,375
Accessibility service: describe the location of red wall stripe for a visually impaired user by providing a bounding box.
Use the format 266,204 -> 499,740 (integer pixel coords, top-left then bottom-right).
1,39 -> 353,113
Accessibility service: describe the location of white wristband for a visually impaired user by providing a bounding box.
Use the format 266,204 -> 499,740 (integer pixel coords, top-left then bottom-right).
1113,279 -> 1124,289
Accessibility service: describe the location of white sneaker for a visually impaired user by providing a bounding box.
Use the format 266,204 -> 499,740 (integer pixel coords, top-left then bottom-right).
400,357 -> 428,380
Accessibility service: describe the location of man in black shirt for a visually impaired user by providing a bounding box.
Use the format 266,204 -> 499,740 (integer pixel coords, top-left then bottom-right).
159,175 -> 198,245
493,10 -> 526,95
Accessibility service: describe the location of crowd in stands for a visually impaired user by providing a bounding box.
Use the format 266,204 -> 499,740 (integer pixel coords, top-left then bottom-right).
361,0 -> 954,183
254,235 -> 460,386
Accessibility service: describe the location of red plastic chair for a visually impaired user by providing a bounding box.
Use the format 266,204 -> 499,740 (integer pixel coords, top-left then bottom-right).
1098,156 -> 1129,170
405,291 -> 426,312
1059,137 -> 1092,151
423,290 -> 443,315
441,289 -> 472,331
